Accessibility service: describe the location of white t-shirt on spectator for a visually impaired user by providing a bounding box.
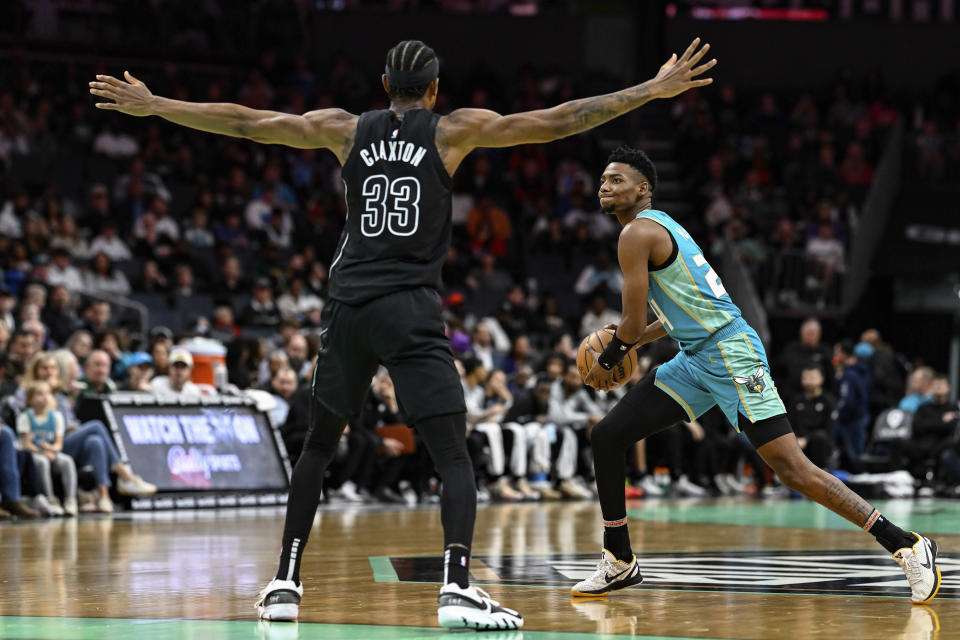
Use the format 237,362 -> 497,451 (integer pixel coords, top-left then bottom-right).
150,376 -> 202,397
0,201 -> 24,238
89,235 -> 133,262
579,308 -> 621,340
806,237 -> 845,271
133,215 -> 180,241
244,198 -> 273,229
574,265 -> 624,296
48,264 -> 85,292
92,130 -> 139,158
277,291 -> 323,319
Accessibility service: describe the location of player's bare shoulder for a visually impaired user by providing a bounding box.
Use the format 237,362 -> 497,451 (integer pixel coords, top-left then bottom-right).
618,216 -> 663,248
435,108 -> 500,174
302,108 -> 359,163
617,215 -> 668,270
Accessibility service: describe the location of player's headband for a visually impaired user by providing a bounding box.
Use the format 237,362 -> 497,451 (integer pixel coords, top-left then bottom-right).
385,58 -> 439,89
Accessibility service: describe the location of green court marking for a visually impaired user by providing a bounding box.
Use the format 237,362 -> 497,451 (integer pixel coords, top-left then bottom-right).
627,498 -> 960,534
0,616 -> 726,640
369,555 -> 400,582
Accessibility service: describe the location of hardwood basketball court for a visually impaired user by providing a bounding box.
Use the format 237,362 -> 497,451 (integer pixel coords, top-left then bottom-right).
1,498 -> 957,639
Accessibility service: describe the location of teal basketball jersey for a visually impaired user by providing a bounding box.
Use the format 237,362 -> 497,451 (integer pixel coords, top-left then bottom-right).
637,210 -> 741,349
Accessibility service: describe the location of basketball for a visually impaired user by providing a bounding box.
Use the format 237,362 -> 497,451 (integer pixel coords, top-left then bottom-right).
576,329 -> 638,388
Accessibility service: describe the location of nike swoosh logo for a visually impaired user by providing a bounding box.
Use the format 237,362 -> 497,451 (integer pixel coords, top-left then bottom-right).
919,540 -> 932,569
604,563 -> 634,584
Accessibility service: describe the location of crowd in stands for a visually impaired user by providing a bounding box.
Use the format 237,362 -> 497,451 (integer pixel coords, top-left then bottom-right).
0,41 -> 957,518
672,72 -> 958,310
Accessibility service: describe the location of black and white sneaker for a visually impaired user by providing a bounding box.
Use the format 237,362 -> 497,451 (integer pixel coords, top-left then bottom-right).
256,578 -> 302,621
437,583 -> 523,630
571,549 -> 643,597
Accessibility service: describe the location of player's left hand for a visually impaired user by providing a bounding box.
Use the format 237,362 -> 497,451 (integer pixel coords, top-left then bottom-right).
583,343 -> 618,392
650,37 -> 716,100
89,71 -> 155,117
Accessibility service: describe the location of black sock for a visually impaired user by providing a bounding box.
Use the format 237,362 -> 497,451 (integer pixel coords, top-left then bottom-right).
602,519 -> 633,562
444,545 -> 470,588
276,400 -> 346,584
866,509 -> 916,553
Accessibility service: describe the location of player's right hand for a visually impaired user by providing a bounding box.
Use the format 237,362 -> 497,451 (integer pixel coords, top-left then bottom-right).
583,343 -> 617,392
89,71 -> 155,117
649,37 -> 716,100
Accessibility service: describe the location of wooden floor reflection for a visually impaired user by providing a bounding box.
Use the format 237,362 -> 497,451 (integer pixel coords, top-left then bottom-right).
0,499 -> 956,639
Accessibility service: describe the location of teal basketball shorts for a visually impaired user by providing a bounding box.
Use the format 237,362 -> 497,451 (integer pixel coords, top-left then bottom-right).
654,318 -> 787,430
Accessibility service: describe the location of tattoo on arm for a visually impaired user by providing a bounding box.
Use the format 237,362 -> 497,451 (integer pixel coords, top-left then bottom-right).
338,130 -> 355,164
558,84 -> 653,136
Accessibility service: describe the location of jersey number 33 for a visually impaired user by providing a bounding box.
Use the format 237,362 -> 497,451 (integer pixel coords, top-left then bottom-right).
361,174 -> 421,237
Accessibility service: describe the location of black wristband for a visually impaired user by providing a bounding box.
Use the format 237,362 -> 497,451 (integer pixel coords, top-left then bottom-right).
597,334 -> 637,370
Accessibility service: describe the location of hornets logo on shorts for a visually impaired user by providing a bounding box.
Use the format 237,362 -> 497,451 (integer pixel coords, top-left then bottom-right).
733,367 -> 766,394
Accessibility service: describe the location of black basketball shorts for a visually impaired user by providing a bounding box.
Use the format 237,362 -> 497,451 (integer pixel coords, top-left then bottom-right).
310,287 -> 466,425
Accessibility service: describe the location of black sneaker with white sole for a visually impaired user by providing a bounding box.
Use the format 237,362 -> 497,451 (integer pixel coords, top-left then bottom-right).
437,583 -> 523,630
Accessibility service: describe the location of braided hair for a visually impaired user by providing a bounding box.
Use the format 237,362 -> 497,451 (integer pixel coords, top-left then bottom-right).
385,40 -> 438,99
606,145 -> 657,192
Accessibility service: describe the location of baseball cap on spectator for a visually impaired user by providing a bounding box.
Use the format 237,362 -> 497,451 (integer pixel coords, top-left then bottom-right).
449,331 -> 472,354
150,326 -> 174,341
853,342 -> 874,360
254,277 -> 271,289
127,351 -> 154,367
169,348 -> 193,368
33,254 -> 50,266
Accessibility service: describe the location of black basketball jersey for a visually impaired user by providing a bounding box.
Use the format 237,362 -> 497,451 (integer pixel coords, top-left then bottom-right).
329,108 -> 452,305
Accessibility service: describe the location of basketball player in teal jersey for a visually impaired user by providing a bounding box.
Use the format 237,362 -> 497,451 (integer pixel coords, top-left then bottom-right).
575,146 -> 941,604
91,40 -> 717,629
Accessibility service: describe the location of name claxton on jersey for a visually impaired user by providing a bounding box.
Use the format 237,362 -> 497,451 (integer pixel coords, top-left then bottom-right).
359,137 -> 428,168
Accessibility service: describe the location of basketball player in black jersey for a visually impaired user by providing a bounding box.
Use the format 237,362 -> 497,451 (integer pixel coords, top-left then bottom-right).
90,37 -> 716,629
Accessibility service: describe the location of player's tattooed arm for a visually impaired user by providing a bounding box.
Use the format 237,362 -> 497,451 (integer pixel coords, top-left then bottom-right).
436,38 -> 714,157
90,71 -> 358,163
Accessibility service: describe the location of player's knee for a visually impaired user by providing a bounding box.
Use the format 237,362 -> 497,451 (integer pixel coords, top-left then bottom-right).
589,418 -> 619,453
768,453 -> 814,491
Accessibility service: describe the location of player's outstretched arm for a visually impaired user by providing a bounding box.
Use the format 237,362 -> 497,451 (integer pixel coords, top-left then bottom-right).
439,38 -> 714,153
89,71 -> 357,162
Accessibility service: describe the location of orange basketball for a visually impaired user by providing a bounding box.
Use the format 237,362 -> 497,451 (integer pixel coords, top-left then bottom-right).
577,329 -> 638,388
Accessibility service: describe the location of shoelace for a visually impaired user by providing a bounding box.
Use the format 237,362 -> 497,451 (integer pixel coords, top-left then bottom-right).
254,583 -> 272,608
472,586 -> 500,607
595,554 -> 617,576
902,552 -> 925,584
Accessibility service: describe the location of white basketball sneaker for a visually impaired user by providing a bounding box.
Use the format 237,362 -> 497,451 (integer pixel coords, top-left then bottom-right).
437,583 -> 523,630
256,578 -> 302,621
892,532 -> 941,604
571,549 -> 643,597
